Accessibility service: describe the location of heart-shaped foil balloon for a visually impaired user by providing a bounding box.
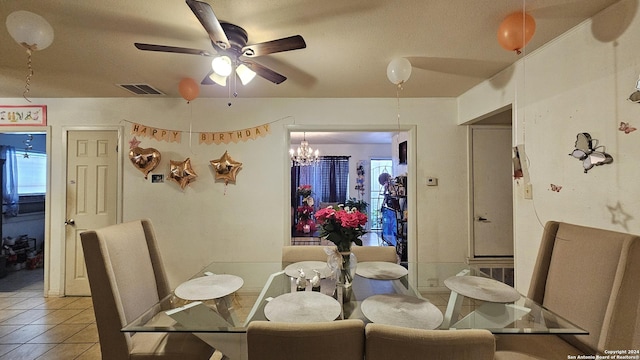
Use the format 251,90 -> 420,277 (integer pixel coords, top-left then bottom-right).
129,147 -> 161,179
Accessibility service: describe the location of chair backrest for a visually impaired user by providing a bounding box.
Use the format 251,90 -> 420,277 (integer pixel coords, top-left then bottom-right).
247,319 -> 365,360
528,221 -> 640,354
282,245 -> 332,265
282,245 -> 397,266
365,323 -> 495,360
81,219 -> 170,359
351,245 -> 398,263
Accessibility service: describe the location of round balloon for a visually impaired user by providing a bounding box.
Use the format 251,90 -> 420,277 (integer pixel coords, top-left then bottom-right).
386,58 -> 412,85
497,12 -> 536,54
6,11 -> 54,51
129,147 -> 161,179
178,77 -> 200,102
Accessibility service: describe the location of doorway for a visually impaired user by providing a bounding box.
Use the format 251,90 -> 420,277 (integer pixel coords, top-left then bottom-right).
468,107 -> 514,272
0,132 -> 47,292
287,128 -> 415,263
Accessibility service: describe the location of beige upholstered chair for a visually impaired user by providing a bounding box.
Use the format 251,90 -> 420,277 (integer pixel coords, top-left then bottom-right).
282,245 -> 329,265
365,323 -> 495,360
351,245 -> 398,263
495,221 -> 640,358
81,219 -> 215,360
247,319 -> 365,360
282,245 -> 397,266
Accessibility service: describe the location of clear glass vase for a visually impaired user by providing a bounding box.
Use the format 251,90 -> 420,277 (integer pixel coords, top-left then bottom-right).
336,251 -> 358,303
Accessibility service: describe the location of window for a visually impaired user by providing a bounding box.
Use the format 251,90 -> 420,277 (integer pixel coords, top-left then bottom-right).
17,152 -> 46,195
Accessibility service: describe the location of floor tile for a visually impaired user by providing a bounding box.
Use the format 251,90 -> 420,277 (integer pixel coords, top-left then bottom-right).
0,343 -> 56,360
0,324 -> 55,344
30,310 -> 83,325
63,324 -> 98,344
35,343 -> 93,360
27,324 -> 86,344
74,343 -> 101,360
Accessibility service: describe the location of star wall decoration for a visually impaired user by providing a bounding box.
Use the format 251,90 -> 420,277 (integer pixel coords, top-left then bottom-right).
607,201 -> 632,230
169,158 -> 197,190
210,151 -> 242,185
128,136 -> 141,149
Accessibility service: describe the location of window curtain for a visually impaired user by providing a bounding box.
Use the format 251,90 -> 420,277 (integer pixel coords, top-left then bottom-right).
0,146 -> 19,217
291,156 -> 350,207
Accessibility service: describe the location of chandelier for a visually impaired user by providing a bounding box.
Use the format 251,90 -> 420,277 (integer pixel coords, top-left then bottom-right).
290,133 -> 319,166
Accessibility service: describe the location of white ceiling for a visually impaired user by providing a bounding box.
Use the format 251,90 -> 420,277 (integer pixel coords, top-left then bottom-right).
0,0 -> 620,99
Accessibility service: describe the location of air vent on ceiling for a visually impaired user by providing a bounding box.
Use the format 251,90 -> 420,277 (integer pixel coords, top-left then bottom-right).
117,84 -> 165,95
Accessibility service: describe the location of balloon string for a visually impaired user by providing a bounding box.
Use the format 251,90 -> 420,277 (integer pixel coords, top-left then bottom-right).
23,49 -> 33,103
396,82 -> 403,129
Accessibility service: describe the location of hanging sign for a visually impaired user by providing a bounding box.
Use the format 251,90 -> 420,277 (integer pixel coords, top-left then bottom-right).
0,105 -> 47,126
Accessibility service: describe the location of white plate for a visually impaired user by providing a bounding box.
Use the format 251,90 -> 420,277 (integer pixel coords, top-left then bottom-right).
355,262 -> 408,280
361,294 -> 443,329
264,291 -> 342,323
174,274 -> 244,301
444,275 -> 520,303
284,261 -> 332,279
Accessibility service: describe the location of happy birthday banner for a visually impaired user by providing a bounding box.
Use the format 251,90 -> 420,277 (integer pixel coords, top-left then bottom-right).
130,122 -> 271,145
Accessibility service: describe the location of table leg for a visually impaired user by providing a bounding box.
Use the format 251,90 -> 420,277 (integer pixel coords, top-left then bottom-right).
441,269 -> 470,329
194,332 -> 247,360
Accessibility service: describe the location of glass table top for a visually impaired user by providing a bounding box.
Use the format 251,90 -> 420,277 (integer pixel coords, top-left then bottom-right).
122,261 -> 587,336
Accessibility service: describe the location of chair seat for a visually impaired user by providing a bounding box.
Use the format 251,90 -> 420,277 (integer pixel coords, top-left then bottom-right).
131,332 -> 214,359
494,334 -> 585,359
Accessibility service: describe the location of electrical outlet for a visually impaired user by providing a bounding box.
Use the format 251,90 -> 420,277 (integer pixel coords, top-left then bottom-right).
426,177 -> 438,186
427,278 -> 438,287
524,183 -> 533,199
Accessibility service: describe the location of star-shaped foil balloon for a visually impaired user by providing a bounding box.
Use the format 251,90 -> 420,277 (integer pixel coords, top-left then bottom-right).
210,151 -> 242,185
169,158 -> 197,189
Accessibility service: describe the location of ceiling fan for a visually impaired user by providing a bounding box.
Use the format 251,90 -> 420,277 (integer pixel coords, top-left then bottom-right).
134,0 -> 306,86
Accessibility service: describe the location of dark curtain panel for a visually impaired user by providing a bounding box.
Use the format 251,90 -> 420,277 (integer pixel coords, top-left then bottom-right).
291,156 -> 350,206
318,156 -> 350,203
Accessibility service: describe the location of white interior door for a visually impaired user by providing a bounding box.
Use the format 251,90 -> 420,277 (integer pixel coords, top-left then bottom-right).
471,126 -> 513,257
65,130 -> 119,295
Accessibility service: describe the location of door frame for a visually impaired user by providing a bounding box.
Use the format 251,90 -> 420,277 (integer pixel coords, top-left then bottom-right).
60,126 -> 123,295
284,124 -> 417,264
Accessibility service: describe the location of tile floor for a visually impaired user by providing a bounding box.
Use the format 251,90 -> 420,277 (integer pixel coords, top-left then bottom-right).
0,268 -> 101,360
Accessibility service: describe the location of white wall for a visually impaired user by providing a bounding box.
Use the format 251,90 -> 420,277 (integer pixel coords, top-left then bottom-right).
458,0 -> 640,292
0,96 -> 468,294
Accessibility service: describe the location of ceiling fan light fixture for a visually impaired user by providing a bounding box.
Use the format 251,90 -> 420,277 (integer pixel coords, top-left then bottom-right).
236,63 -> 256,85
211,55 -> 232,76
208,71 -> 227,86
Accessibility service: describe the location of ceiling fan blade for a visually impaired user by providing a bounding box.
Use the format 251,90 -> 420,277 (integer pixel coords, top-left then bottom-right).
242,35 -> 306,57
135,43 -> 215,57
242,60 -> 287,84
185,0 -> 230,50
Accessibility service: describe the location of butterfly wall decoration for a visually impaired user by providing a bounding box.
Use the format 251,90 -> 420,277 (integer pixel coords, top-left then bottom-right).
569,133 -> 613,173
618,122 -> 636,134
550,184 -> 562,192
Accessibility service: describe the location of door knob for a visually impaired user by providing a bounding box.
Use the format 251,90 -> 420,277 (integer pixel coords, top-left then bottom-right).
64,219 -> 75,226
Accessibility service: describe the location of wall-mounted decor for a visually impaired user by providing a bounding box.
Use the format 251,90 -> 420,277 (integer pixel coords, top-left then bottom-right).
398,141 -> 407,164
569,132 -> 613,173
0,105 -> 46,126
618,122 -> 636,134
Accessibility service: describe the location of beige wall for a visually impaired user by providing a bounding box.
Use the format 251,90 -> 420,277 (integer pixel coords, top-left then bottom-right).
0,97 -> 467,295
459,0 -> 640,292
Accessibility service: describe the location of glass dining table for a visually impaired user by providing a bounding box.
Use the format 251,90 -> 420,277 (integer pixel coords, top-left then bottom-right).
122,261 -> 587,360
